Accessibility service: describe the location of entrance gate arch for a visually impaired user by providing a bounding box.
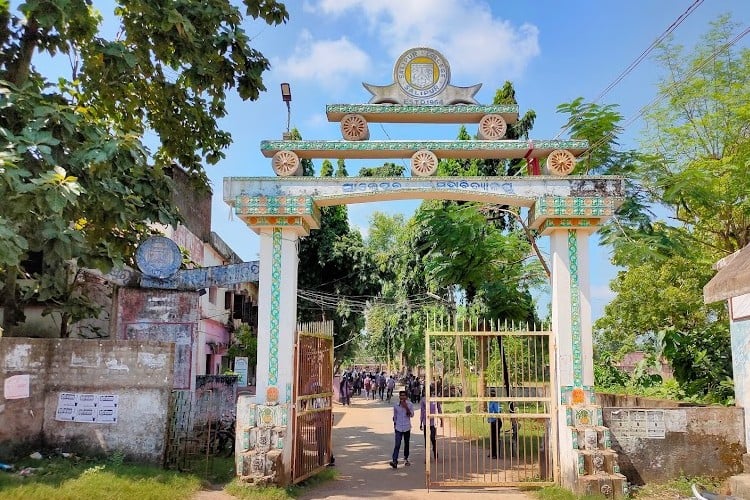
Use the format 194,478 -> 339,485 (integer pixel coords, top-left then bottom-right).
227,47 -> 626,496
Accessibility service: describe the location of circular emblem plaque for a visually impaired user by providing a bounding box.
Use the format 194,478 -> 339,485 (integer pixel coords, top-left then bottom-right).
394,47 -> 450,100
135,236 -> 182,278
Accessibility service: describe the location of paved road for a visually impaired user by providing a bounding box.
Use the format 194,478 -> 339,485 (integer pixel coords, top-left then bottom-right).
298,394 -> 535,500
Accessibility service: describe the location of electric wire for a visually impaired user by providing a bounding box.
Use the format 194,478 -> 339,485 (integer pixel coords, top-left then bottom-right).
554,0 -> 705,140
583,25 -> 750,158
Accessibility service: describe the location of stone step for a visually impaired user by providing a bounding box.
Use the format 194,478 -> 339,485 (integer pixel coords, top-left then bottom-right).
577,472 -> 628,499
576,449 -> 620,476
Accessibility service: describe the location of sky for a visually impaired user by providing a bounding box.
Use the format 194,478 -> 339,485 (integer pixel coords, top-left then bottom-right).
17,0 -> 750,320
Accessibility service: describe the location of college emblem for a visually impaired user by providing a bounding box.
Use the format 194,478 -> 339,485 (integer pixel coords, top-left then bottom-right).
363,46 -> 481,105
395,48 -> 449,99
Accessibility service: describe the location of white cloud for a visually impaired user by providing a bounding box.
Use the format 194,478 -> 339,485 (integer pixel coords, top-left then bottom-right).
273,30 -> 372,89
302,0 -> 540,82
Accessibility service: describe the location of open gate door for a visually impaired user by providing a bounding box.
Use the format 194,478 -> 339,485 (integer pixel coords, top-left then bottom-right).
425,315 -> 557,488
292,321 -> 334,483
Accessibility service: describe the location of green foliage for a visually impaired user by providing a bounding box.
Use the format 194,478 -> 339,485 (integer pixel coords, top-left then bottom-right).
629,475 -> 725,499
228,323 -> 258,362
0,0 -> 288,336
358,161 -> 405,177
556,98 -> 624,175
562,17 -> 748,403
297,158 -> 381,367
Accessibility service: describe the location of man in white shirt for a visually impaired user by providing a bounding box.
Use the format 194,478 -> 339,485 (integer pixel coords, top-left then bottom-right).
389,390 -> 414,469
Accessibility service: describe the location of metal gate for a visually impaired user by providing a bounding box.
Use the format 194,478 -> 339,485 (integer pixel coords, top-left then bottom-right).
425,316 -> 557,488
292,320 -> 334,483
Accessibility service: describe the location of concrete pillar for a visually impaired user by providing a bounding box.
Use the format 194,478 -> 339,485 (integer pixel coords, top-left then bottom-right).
549,228 -> 595,488
256,227 -> 299,406
230,194 -> 319,486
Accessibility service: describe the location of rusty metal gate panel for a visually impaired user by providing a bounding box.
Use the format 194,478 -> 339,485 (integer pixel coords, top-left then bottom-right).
164,389 -> 193,470
425,316 -> 557,488
292,320 -> 334,484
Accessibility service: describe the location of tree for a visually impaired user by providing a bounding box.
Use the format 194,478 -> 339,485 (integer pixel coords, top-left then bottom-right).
320,159 -> 334,177
0,1 -> 289,336
296,157 -> 381,369
565,16 -> 749,401
335,158 -> 348,177
359,162 -> 405,177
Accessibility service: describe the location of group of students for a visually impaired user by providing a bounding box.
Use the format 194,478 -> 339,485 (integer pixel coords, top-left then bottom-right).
338,369 -> 397,405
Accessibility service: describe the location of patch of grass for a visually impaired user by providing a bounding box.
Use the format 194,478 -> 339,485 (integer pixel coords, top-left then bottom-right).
190,455 -> 237,485
0,452 -> 337,500
535,486 -> 605,500
224,467 -> 337,500
0,456 -> 202,500
629,475 -> 726,499
534,476 -> 729,500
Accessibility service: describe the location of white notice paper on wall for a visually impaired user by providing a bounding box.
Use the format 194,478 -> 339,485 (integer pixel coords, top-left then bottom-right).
4,374 -> 30,399
55,392 -> 119,423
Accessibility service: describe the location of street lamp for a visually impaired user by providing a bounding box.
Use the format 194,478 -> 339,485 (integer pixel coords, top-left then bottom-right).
280,82 -> 292,139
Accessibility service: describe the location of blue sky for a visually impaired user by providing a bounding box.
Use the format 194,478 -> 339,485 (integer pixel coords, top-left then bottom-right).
16,0 -> 750,319
205,0 -> 749,319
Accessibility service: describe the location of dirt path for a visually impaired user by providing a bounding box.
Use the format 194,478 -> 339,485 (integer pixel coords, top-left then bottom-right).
193,393 -> 536,499
297,394 -> 535,500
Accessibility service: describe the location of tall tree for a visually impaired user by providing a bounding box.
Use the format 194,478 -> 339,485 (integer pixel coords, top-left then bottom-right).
335,158 -> 348,177
566,16 -> 748,400
0,1 -> 289,336
297,154 -> 380,369
320,159 -> 334,177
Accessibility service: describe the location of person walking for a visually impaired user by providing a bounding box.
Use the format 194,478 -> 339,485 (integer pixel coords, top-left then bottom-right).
389,390 -> 414,469
339,375 -> 351,406
487,388 -> 502,459
378,372 -> 387,401
420,386 -> 442,461
386,375 -> 396,402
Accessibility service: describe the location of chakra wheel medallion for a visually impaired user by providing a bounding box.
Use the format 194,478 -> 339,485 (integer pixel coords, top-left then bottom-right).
411,149 -> 438,177
547,149 -> 576,176
477,114 -> 507,140
272,150 -> 300,176
340,113 -> 369,141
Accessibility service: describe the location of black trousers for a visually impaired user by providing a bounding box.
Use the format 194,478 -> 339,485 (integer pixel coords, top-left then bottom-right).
490,420 -> 500,458
423,424 -> 437,457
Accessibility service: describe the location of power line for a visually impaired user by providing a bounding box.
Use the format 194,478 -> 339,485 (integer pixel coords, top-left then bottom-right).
554,0 -> 704,140
583,25 -> 750,156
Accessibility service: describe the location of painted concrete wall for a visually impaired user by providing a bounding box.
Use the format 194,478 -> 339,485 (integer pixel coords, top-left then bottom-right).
113,288 -> 198,390
602,406 -> 745,484
0,338 -> 174,463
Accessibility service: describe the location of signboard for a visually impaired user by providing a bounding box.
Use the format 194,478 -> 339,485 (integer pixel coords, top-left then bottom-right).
235,357 -> 249,387
55,393 -> 119,423
140,261 -> 260,290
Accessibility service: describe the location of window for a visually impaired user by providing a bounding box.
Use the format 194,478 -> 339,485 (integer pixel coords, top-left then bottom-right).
208,287 -> 217,304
